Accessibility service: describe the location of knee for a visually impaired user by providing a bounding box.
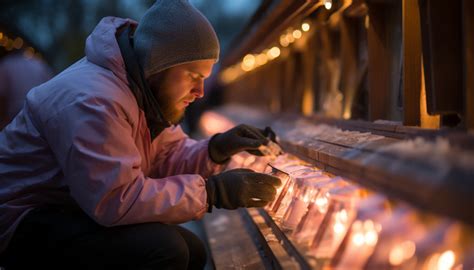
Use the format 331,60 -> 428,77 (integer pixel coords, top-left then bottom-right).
163,232 -> 190,266
184,232 -> 207,270
144,225 -> 190,269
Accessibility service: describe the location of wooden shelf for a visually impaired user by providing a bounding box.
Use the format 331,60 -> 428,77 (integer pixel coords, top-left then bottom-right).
207,106 -> 474,226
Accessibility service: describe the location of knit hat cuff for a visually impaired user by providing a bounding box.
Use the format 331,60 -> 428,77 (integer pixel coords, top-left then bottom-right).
145,51 -> 219,78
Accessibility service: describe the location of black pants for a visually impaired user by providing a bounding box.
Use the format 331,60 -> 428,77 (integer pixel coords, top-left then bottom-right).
0,206 -> 207,270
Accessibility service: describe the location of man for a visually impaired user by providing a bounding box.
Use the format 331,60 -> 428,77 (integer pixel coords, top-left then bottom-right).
0,1 -> 281,269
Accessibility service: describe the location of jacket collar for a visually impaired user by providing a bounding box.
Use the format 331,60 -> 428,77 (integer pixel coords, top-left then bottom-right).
117,24 -> 171,140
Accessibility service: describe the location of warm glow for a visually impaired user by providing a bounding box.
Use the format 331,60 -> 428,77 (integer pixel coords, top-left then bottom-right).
351,220 -> 380,247
338,209 -> 348,223
242,54 -> 255,68
420,61 -> 440,128
343,111 -> 351,119
389,241 -> 416,266
352,232 -> 365,246
403,241 -> 416,259
323,0 -> 332,10
364,230 -> 378,246
315,195 -> 328,207
288,186 -> 294,195
303,193 -> 312,203
5,39 -> 13,51
363,220 -> 373,229
220,67 -> 240,84
302,88 -> 314,116
0,32 -> 3,40
389,245 -> 405,266
286,32 -> 295,43
292,29 -> 302,39
199,111 -> 235,136
437,250 -> 455,270
280,34 -> 290,47
0,36 -> 6,47
241,61 -> 253,72
333,222 -> 345,235
256,53 -> 268,66
13,37 -> 23,49
267,46 -> 280,59
302,22 -> 310,32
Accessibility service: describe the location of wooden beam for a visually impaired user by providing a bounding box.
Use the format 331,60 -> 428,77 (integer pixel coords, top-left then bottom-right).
222,0 -> 320,68
401,0 -> 422,126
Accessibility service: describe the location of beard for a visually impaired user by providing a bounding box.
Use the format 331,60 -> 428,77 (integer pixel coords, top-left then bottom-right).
156,93 -> 185,125
148,70 -> 185,125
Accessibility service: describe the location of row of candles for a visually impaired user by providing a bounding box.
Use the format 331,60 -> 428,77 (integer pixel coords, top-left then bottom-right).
227,153 -> 474,269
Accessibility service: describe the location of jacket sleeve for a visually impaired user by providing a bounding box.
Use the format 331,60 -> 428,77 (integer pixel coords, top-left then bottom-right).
42,95 -> 207,226
149,126 -> 227,179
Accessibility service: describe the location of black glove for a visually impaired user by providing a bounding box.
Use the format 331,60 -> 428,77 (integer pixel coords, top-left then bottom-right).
208,124 -> 278,164
205,168 -> 282,211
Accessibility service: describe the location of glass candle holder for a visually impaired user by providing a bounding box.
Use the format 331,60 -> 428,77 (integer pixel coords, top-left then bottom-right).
292,177 -> 347,244
307,185 -> 362,261
280,174 -> 333,231
246,156 -> 272,172
271,153 -> 301,165
271,168 -> 322,221
225,152 -> 248,170
264,164 -> 291,212
331,194 -> 391,269
363,207 -> 426,269
415,222 -> 465,270
265,164 -> 316,214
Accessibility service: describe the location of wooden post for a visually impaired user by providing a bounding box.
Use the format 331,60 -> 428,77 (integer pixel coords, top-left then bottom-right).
402,0 -> 422,126
418,0 -> 463,120
464,0 -> 474,130
340,15 -> 360,120
366,1 -> 403,121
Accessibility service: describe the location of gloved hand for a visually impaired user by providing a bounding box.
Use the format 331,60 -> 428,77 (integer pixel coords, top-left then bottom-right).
205,168 -> 282,211
208,124 -> 278,164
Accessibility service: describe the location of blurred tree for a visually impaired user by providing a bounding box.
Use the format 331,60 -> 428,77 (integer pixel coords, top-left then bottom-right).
0,0 -> 260,71
0,0 -> 154,71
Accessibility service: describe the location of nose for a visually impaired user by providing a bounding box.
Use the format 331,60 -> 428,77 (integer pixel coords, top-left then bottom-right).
191,80 -> 205,99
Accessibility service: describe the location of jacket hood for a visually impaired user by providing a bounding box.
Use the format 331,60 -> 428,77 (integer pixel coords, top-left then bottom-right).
85,17 -> 137,83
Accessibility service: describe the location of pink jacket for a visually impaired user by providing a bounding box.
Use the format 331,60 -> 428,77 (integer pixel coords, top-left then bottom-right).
0,17 -> 224,253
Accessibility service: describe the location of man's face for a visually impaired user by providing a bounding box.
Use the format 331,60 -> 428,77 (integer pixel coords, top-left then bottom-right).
148,60 -> 214,124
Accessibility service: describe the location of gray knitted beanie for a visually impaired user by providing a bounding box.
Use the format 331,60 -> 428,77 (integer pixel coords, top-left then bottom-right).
133,0 -> 220,79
